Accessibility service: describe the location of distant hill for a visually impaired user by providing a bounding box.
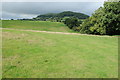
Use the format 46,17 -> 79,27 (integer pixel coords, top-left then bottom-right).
35,11 -> 89,19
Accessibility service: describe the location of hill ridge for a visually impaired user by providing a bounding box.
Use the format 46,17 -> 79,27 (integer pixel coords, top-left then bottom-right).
35,11 -> 89,20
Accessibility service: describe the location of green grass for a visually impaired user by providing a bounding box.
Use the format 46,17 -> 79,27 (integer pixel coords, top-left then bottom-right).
0,20 -> 2,79
2,20 -> 75,33
2,29 -> 118,78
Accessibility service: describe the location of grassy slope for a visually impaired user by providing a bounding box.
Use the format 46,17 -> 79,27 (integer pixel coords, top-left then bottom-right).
2,29 -> 118,78
2,20 -> 74,32
0,20 -> 2,79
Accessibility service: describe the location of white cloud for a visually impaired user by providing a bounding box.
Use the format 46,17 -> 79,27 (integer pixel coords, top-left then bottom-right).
2,0 -> 106,2
1,2 -> 104,19
2,11 -> 37,19
20,14 -> 37,18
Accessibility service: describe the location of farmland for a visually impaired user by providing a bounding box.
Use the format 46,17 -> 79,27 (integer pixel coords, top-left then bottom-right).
2,20 -> 118,78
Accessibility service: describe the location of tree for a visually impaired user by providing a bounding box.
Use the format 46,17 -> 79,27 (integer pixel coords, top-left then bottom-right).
34,11 -> 89,21
80,0 -> 120,35
63,17 -> 80,29
103,1 -> 120,35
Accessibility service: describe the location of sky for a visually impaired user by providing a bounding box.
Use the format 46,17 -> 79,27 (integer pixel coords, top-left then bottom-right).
2,0 -> 106,2
1,0 -> 105,19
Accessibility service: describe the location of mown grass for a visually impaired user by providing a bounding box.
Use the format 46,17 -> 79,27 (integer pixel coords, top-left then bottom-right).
2,20 -> 75,33
2,29 -> 118,78
0,20 -> 2,79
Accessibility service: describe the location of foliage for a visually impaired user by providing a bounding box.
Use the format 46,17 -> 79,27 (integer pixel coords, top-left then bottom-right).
80,1 -> 120,35
63,17 -> 80,29
103,1 -> 120,35
34,11 -> 89,21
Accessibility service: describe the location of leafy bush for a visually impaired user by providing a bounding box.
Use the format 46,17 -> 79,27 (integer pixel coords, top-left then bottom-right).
63,17 -> 80,29
80,1 -> 120,35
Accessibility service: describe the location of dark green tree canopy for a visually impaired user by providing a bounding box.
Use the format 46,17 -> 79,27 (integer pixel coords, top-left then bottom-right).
80,1 -> 120,35
35,11 -> 89,20
63,17 -> 80,29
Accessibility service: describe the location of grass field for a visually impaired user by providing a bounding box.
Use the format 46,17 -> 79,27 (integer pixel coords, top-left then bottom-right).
2,28 -> 118,78
0,20 -> 2,79
2,20 -> 74,32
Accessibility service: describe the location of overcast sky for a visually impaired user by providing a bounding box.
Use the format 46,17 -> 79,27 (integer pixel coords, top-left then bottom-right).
1,1 -> 104,19
2,0 -> 106,2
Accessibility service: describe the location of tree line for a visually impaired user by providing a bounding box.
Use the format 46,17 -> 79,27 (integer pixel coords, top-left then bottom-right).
32,11 -> 89,22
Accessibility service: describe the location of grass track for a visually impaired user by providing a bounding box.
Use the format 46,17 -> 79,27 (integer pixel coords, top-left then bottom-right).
2,28 -> 115,38
2,29 -> 118,78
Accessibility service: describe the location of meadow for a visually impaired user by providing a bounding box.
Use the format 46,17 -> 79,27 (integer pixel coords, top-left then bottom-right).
0,20 -> 2,79
2,20 -> 118,78
2,20 -> 74,33
1,0 -> 119,78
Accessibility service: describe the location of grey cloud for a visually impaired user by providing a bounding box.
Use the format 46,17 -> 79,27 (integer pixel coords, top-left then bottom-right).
2,2 -> 103,19
2,11 -> 37,19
